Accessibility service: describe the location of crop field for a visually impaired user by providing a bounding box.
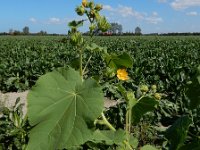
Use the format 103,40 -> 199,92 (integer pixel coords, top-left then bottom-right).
0,35 -> 200,149
1,36 -> 200,92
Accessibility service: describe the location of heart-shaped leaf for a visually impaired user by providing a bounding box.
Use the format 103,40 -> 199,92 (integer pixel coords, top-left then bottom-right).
105,52 -> 133,70
27,67 -> 104,150
132,96 -> 158,124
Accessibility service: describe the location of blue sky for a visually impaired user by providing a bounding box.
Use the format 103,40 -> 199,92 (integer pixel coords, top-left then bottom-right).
0,0 -> 200,34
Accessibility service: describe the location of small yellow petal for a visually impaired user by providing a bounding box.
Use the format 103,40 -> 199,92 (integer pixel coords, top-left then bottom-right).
117,68 -> 129,81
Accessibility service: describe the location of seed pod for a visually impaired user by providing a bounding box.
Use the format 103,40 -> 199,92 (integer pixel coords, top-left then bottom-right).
151,84 -> 157,92
154,93 -> 161,100
140,85 -> 149,93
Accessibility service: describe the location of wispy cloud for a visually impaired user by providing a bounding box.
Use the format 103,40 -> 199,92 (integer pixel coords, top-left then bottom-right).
145,12 -> 163,24
29,17 -> 37,23
103,5 -> 114,11
29,17 -> 69,25
48,17 -> 62,24
103,5 -> 163,24
171,0 -> 200,10
186,11 -> 198,16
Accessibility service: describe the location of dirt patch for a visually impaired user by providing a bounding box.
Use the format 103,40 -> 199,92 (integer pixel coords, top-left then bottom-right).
0,91 -> 120,116
0,91 -> 28,115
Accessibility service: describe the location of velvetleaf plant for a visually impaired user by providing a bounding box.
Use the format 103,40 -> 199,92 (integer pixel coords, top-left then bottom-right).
26,0 -> 161,149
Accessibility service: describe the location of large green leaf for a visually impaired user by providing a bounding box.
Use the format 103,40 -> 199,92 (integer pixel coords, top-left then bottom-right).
132,96 -> 158,124
185,65 -> 200,110
27,67 -> 104,150
165,115 -> 192,150
105,52 -> 133,70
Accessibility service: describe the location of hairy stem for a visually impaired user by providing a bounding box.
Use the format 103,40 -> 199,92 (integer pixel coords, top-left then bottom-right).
79,48 -> 83,79
83,55 -> 92,75
101,112 -> 116,131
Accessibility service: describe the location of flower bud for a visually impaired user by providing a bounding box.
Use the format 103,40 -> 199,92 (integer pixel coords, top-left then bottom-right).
140,85 -> 149,93
89,24 -> 96,32
97,16 -> 111,32
151,84 -> 157,92
88,1 -> 94,9
154,93 -> 161,100
70,32 -> 83,46
95,4 -> 103,11
82,0 -> 87,7
75,6 -> 85,16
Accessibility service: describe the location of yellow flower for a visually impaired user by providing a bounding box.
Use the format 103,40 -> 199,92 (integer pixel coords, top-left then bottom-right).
117,68 -> 129,81
82,0 -> 87,7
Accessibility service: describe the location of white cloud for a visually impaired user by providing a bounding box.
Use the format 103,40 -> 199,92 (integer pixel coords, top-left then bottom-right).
171,0 -> 200,10
103,5 -> 114,11
103,5 -> 163,24
186,11 -> 198,16
145,16 -> 163,24
48,17 -> 62,24
145,12 -> 163,24
29,17 -> 37,23
118,5 -> 144,19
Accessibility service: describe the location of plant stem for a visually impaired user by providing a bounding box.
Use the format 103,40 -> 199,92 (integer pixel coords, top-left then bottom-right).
83,55 -> 92,75
79,48 -> 83,79
128,108 -> 132,133
126,110 -> 129,138
123,140 -> 133,150
101,112 -> 116,131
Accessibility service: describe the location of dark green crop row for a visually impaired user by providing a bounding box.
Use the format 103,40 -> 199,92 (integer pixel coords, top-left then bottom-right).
0,36 -> 200,93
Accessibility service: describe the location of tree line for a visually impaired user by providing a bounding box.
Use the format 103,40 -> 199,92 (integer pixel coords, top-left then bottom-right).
1,24 -> 200,36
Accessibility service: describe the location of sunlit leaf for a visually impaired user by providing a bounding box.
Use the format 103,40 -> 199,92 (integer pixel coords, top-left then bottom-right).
27,67 -> 104,149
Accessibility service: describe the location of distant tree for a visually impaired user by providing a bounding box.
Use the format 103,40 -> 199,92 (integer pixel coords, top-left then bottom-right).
37,30 -> 47,35
109,23 -> 123,34
13,30 -> 21,35
23,26 -> 29,35
9,29 -> 14,35
135,26 -> 142,35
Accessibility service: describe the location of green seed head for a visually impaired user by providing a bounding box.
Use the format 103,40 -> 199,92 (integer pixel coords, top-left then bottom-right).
140,85 -> 149,93
75,6 -> 85,16
154,93 -> 161,100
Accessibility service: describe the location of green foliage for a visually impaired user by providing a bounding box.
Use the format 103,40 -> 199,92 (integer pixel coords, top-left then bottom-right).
132,96 -> 159,124
91,129 -> 127,145
27,67 -> 104,149
140,145 -> 158,150
165,115 -> 192,150
185,65 -> 200,110
0,98 -> 30,150
105,52 -> 133,71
